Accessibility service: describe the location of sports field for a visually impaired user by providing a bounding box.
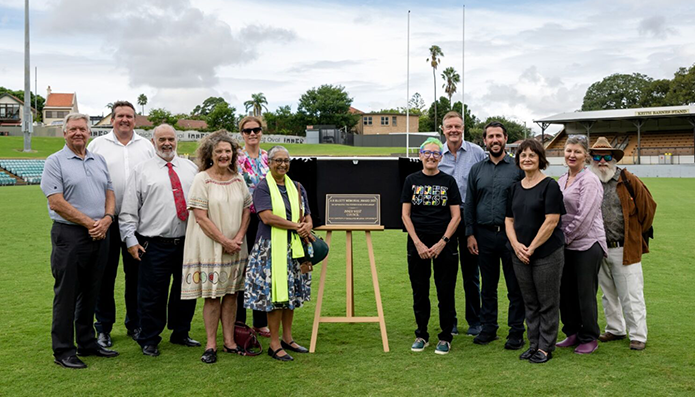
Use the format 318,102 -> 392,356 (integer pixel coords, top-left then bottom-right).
0,139 -> 694,396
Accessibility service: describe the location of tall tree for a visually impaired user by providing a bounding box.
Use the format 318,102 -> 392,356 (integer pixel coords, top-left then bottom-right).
191,97 -> 228,116
581,73 -> 652,110
441,67 -> 460,107
426,45 -> 444,126
665,63 -> 695,105
206,102 -> 237,131
244,93 -> 269,117
297,84 -> 359,131
137,93 -> 148,115
408,92 -> 426,115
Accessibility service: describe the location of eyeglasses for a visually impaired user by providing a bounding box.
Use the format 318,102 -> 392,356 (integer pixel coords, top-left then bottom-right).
242,127 -> 262,135
592,154 -> 613,162
420,150 -> 442,159
270,158 -> 290,164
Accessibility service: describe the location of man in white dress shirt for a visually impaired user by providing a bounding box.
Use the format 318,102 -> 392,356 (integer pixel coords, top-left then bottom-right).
88,101 -> 154,347
119,124 -> 200,356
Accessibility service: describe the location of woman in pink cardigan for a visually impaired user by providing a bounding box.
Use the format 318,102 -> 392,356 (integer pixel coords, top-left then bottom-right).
556,135 -> 607,355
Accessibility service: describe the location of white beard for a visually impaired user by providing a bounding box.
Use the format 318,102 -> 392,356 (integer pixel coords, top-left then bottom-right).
589,161 -> 617,183
157,149 -> 176,161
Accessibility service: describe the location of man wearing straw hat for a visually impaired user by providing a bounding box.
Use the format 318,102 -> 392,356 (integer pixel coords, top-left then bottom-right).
588,137 -> 656,351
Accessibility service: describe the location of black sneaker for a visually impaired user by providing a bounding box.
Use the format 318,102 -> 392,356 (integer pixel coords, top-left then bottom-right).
473,333 -> 499,345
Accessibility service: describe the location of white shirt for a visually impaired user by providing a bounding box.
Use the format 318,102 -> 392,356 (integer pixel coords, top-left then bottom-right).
87,130 -> 155,214
119,155 -> 199,247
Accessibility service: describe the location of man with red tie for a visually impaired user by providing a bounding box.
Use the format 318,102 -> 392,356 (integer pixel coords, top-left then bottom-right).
119,124 -> 200,356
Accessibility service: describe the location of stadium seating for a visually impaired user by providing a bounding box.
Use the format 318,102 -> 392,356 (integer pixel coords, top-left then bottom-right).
0,159 -> 46,185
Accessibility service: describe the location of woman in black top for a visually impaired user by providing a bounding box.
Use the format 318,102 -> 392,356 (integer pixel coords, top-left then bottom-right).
401,138 -> 461,355
505,139 -> 566,364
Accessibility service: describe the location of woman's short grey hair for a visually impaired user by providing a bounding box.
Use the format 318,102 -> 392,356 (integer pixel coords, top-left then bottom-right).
268,145 -> 290,160
63,113 -> 91,132
565,135 -> 590,164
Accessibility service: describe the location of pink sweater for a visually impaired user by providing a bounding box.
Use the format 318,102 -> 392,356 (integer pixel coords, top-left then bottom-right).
558,169 -> 607,255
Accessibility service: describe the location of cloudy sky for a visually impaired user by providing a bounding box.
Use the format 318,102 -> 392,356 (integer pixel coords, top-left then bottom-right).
1,0 -> 694,133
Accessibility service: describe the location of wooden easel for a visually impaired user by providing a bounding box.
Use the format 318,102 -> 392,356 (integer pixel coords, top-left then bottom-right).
309,225 -> 389,352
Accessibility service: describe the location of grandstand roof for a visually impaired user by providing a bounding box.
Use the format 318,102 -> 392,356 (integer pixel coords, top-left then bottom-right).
534,105 -> 695,124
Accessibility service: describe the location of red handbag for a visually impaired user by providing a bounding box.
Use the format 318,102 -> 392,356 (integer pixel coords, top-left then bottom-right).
234,321 -> 262,356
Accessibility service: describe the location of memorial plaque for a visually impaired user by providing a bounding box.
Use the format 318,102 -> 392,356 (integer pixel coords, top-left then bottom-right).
325,194 -> 380,226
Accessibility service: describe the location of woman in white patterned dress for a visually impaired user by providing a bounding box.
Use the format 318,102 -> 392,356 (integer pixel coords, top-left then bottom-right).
182,131 -> 251,364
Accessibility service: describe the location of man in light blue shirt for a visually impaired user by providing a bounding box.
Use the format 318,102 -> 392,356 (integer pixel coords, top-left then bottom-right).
41,113 -> 119,369
438,111 -> 486,336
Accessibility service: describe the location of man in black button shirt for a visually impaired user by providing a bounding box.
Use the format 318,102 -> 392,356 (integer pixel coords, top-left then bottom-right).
464,121 -> 526,349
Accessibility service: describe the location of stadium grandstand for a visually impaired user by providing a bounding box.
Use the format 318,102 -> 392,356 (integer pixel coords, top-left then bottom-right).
0,159 -> 45,185
535,105 -> 695,165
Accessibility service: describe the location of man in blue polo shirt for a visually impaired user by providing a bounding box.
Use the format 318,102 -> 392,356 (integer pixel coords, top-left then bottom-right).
438,111 -> 486,336
41,113 -> 120,369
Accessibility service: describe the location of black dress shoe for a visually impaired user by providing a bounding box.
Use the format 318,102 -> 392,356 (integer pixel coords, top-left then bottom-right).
170,336 -> 201,347
54,355 -> 87,369
519,347 -> 537,360
97,332 -> 112,348
201,348 -> 217,364
127,328 -> 142,340
281,340 -> 308,353
142,345 -> 160,357
77,347 -> 119,358
473,333 -> 499,345
529,350 -> 552,364
268,347 -> 294,361
504,336 -> 525,350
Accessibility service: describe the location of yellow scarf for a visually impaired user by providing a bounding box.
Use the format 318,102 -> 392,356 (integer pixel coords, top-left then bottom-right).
266,175 -> 305,303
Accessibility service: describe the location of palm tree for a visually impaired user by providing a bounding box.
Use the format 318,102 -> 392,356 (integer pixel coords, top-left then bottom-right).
441,67 -> 460,108
426,45 -> 444,129
244,93 -> 269,117
137,94 -> 148,115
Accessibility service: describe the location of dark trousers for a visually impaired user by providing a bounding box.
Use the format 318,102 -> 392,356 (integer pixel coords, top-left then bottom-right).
50,223 -> 108,359
454,209 -> 481,328
236,213 -> 268,328
136,235 -> 197,347
560,243 -> 602,343
476,227 -> 525,337
513,247 -> 564,352
95,220 -> 140,334
407,234 -> 458,343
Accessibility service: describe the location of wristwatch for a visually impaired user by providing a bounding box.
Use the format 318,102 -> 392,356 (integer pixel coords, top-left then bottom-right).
441,236 -> 450,243
106,213 -> 115,222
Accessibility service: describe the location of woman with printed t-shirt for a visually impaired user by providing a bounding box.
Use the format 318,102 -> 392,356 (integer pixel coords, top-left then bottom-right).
505,139 -> 566,364
401,137 -> 461,356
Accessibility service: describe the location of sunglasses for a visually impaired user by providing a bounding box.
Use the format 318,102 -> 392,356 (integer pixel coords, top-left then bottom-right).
242,127 -> 262,134
420,150 -> 442,159
592,154 -> 613,162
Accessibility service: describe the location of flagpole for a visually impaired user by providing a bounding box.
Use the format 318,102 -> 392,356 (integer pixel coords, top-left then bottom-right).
406,10 -> 411,158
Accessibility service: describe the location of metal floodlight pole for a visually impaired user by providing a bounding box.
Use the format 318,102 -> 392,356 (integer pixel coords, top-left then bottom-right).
23,0 -> 33,152
462,4 -> 465,136
406,10 -> 411,158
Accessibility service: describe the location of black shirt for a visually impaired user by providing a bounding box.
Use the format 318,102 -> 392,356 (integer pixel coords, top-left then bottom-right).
400,171 -> 462,235
464,154 -> 525,236
506,177 -> 566,259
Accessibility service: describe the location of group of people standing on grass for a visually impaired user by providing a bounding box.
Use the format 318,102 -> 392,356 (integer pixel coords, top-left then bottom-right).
401,111 -> 656,363
42,101 -> 314,369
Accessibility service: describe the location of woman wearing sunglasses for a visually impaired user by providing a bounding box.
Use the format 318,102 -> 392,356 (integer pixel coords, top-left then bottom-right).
244,146 -> 314,361
401,137 -> 461,355
556,136 -> 607,355
235,116 -> 272,338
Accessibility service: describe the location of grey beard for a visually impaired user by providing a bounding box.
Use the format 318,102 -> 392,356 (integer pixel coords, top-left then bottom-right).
157,149 -> 176,161
589,162 -> 616,183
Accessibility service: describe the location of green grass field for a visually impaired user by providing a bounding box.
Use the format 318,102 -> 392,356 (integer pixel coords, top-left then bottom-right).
0,179 -> 694,396
0,136 -> 412,158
